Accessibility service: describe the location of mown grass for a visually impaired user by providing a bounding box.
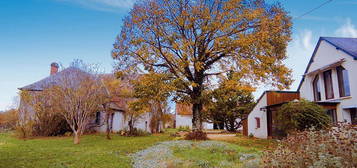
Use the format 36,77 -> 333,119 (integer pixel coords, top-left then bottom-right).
0,132 -> 173,168
208,133 -> 278,151
0,130 -> 275,168
170,141 -> 260,168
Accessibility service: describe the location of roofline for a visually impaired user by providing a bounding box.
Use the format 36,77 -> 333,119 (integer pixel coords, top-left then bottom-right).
18,88 -> 43,91
264,90 -> 299,93
297,37 -> 323,91
250,90 -> 299,114
297,37 -> 357,91
322,37 -> 357,60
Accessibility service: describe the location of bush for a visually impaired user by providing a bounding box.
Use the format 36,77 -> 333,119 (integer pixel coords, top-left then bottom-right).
119,128 -> 151,137
185,130 -> 208,140
32,114 -> 71,136
0,109 -> 18,132
262,123 -> 357,168
277,99 -> 330,135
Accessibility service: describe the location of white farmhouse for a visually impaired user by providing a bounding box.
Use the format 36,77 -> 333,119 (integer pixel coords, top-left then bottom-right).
18,63 -> 152,133
298,37 -> 357,124
246,37 -> 357,139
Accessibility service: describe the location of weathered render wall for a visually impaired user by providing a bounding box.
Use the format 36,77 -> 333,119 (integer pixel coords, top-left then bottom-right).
97,111 -> 151,133
300,40 -> 357,123
175,114 -> 214,129
247,93 -> 268,138
176,114 -> 192,128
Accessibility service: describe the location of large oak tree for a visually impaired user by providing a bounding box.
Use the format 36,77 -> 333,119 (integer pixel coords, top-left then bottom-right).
112,0 -> 292,131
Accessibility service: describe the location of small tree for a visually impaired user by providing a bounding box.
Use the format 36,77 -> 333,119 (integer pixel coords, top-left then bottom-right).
277,99 -> 331,135
126,99 -> 148,135
206,77 -> 255,132
101,75 -> 125,139
130,73 -> 174,133
51,61 -> 107,144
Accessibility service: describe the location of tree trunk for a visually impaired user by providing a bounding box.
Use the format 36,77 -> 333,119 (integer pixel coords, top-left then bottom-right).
128,118 -> 134,135
156,102 -> 162,133
73,132 -> 80,144
191,74 -> 204,132
228,118 -> 236,132
192,103 -> 203,132
106,111 -> 112,140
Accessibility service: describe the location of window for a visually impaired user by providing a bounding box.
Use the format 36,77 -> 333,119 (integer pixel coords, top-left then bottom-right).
326,109 -> 337,124
313,75 -> 321,101
95,112 -> 101,124
255,117 -> 260,128
323,70 -> 334,99
337,66 -> 351,97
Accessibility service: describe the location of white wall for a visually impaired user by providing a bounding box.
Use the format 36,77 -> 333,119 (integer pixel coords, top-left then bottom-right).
96,111 -> 152,133
300,40 -> 357,123
175,114 -> 214,129
112,112 -> 125,132
176,114 -> 192,128
247,93 -> 268,139
133,113 -> 150,132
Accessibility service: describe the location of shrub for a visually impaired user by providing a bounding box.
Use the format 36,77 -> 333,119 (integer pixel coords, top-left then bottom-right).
277,99 -> 330,135
119,128 -> 151,137
16,120 -> 34,139
0,109 -> 18,132
184,130 -> 208,140
32,114 -> 71,136
262,123 -> 357,168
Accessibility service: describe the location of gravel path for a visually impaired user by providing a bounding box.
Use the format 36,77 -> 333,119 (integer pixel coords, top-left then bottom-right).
131,140 -> 260,168
131,141 -> 191,168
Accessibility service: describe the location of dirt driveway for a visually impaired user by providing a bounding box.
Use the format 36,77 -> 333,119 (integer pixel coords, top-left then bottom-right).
207,133 -> 237,141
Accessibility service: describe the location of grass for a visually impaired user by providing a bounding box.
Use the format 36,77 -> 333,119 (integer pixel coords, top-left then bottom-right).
0,130 -> 275,168
208,133 -> 278,150
0,132 -> 173,168
170,142 -> 259,168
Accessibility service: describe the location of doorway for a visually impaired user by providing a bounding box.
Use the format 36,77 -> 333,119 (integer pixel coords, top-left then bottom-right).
350,108 -> 357,125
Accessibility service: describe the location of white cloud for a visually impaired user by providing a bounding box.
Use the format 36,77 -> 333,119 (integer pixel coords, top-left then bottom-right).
301,30 -> 313,50
92,0 -> 135,8
335,19 -> 357,37
282,29 -> 315,90
57,0 -> 136,12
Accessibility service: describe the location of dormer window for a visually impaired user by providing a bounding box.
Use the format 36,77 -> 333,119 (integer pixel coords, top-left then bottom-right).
323,70 -> 334,100
336,66 -> 351,97
313,75 -> 321,101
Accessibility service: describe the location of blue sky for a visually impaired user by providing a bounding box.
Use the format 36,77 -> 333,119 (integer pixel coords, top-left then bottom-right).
0,0 -> 357,111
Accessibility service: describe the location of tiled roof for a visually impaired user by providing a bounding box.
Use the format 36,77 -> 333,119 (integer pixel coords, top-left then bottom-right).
176,103 -> 192,115
18,67 -> 88,91
322,37 -> 357,59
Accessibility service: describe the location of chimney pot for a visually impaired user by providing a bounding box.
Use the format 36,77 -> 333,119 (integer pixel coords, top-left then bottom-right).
50,62 -> 59,75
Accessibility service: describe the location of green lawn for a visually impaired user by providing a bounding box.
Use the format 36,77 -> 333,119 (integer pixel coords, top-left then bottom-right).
0,132 -> 173,168
170,141 -> 260,168
208,133 -> 277,151
0,131 -> 274,168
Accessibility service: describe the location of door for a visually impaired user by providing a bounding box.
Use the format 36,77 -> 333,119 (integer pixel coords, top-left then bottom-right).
351,108 -> 357,125
267,109 -> 272,137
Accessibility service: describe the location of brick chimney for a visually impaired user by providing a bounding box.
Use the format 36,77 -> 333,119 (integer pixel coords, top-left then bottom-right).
50,62 -> 59,75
